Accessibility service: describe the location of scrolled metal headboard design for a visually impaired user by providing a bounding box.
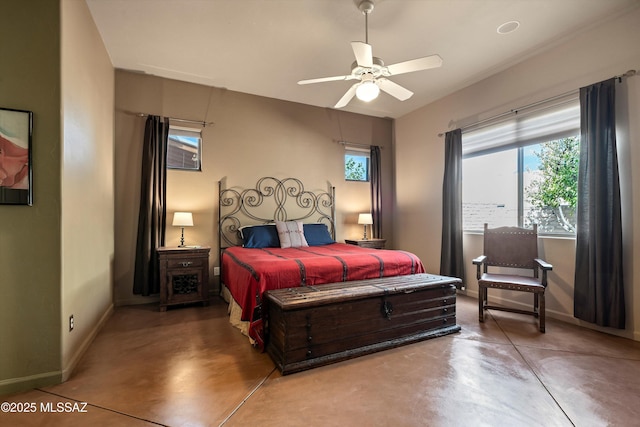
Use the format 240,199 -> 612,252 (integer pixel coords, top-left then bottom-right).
218,177 -> 336,249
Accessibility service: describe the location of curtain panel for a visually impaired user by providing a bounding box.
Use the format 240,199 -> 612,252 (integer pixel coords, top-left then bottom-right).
574,78 -> 625,328
440,129 -> 465,287
370,145 -> 382,238
133,116 -> 169,296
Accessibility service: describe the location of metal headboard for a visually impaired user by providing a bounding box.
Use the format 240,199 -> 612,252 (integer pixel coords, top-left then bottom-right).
218,177 -> 336,251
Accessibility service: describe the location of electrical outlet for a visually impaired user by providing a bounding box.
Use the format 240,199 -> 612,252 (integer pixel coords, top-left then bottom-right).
69,315 -> 74,331
213,267 -> 220,276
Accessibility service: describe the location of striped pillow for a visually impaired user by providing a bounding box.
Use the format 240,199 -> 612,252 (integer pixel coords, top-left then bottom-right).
275,220 -> 308,248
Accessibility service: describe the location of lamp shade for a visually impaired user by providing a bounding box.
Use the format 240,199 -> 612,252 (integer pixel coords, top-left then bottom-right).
355,81 -> 380,102
172,212 -> 193,227
358,213 -> 373,225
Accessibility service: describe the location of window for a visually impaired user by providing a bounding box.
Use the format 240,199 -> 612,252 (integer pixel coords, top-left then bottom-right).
167,126 -> 202,171
345,147 -> 370,182
462,94 -> 580,235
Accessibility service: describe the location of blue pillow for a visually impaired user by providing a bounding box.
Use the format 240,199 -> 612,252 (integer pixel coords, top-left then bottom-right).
241,225 -> 279,248
303,223 -> 335,246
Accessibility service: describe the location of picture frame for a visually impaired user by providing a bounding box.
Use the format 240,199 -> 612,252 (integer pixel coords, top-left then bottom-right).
0,107 -> 33,205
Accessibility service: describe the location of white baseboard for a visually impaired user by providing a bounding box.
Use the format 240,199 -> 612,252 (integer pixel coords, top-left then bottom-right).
61,303 -> 114,382
0,370 -> 62,396
0,305 -> 115,396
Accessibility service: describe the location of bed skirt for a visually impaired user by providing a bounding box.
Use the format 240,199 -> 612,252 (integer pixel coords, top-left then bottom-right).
221,284 -> 255,345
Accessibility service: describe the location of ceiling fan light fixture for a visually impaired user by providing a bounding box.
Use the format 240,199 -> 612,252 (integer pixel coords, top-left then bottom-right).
356,80 -> 379,102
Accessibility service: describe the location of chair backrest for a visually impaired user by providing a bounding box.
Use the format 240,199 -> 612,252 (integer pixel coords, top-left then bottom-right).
483,223 -> 538,270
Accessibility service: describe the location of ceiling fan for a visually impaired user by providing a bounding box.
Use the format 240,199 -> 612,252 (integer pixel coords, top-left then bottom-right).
297,0 -> 443,108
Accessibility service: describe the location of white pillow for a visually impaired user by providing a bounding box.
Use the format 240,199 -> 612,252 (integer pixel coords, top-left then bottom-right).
275,220 -> 308,248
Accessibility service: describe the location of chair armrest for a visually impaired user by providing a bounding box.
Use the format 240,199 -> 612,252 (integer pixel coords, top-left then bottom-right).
534,258 -> 552,287
472,255 -> 487,265
472,255 -> 486,280
534,258 -> 553,271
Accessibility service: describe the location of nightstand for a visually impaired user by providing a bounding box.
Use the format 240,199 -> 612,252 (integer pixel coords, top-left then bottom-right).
157,246 -> 210,311
345,238 -> 387,249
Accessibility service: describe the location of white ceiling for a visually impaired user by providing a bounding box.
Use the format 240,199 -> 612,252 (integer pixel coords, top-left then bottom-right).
86,0 -> 639,119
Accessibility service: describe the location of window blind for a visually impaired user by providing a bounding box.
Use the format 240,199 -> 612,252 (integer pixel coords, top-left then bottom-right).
169,125 -> 201,139
344,145 -> 370,154
462,93 -> 580,156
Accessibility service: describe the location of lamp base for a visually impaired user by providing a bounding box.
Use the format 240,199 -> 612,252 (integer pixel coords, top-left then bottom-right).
178,228 -> 186,247
362,225 -> 368,240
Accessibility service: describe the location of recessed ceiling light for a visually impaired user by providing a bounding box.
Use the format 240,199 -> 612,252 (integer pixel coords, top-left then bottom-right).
497,20 -> 520,35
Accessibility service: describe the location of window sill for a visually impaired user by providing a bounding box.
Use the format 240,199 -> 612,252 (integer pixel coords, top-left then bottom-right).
463,230 -> 575,240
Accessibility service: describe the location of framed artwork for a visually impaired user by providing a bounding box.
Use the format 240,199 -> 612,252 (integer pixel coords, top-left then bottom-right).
0,107 -> 33,205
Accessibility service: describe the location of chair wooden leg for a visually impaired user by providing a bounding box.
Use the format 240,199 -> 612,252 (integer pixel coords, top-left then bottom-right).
533,293 -> 539,318
478,285 -> 485,322
539,292 -> 545,333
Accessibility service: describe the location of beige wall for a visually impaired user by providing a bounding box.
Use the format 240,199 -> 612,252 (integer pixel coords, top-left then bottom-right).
60,0 -> 114,380
114,72 -> 394,306
395,7 -> 640,340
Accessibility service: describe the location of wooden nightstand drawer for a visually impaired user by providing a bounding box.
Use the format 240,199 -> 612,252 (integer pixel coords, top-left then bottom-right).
345,239 -> 386,249
166,257 -> 207,269
157,246 -> 210,311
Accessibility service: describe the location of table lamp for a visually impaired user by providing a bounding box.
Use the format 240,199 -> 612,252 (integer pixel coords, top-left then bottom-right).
172,212 -> 193,247
358,213 -> 373,240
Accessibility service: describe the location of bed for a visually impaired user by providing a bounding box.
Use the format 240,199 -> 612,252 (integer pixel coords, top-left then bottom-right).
218,176 -> 425,347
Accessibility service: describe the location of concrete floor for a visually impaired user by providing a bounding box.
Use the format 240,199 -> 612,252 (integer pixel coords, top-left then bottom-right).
2,294 -> 640,426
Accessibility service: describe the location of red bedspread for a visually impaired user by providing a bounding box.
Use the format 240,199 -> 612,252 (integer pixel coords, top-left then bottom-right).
222,243 -> 425,322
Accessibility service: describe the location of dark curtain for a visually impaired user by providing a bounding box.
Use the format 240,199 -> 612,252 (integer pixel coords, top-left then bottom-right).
440,129 -> 465,286
370,145 -> 382,238
133,116 -> 169,296
574,79 -> 625,328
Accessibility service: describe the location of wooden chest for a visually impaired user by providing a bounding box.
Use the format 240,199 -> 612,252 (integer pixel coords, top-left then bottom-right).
265,273 -> 461,375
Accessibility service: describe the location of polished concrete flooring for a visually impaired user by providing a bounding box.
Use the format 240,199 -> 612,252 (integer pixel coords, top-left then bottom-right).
2,294 -> 640,426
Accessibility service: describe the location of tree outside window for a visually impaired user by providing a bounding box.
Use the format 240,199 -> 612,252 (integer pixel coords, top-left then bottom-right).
525,136 -> 579,233
345,153 -> 369,181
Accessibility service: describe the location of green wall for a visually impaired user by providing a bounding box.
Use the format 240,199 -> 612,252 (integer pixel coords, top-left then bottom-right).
0,0 -> 62,393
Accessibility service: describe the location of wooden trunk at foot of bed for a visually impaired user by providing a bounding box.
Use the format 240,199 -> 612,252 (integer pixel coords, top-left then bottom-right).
264,273 -> 461,375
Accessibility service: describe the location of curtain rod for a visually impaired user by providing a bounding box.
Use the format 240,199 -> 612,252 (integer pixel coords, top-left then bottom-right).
337,140 -> 369,148
336,140 -> 383,150
437,89 -> 577,137
437,68 -> 638,138
127,111 -> 214,127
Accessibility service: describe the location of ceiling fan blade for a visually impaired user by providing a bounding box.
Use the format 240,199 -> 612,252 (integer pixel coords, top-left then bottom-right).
351,41 -> 373,68
334,83 -> 358,108
377,78 -> 413,101
386,54 -> 443,76
298,75 -> 353,85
